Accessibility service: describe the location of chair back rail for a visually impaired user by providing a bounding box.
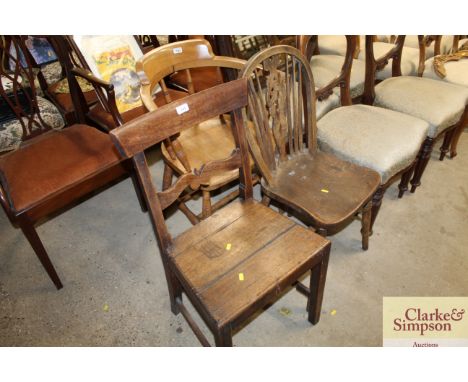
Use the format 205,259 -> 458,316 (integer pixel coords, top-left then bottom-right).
239,45 -> 316,186
137,39 -> 246,112
110,78 -> 251,253
298,35 -> 356,105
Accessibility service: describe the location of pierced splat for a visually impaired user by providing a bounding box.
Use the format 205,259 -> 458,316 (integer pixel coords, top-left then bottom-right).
0,36 -> 56,141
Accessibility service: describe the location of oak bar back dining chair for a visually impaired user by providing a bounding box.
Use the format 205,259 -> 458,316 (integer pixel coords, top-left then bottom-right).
110,79 -> 331,346
240,45 -> 381,249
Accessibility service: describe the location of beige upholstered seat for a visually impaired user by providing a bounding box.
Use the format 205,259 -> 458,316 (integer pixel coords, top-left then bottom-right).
374,76 -> 468,138
423,56 -> 468,87
404,35 -> 454,59
317,105 -> 430,183
316,89 -> 340,120
317,35 -> 365,56
311,55 -> 366,98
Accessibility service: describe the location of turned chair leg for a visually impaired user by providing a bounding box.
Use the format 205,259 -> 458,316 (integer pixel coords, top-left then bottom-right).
307,247 -> 330,325
214,325 -> 233,347
19,217 -> 63,290
398,166 -> 414,198
360,200 -> 372,251
162,163 -> 173,191
450,110 -> 468,159
410,137 -> 434,193
201,190 -> 212,219
439,128 -> 455,161
369,186 -> 385,235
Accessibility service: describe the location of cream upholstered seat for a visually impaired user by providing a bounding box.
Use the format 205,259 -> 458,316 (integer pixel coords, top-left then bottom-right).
404,35 -> 454,59
311,55 -> 366,99
423,56 -> 468,87
317,35 -> 362,56
316,88 -> 340,120
317,105 -> 430,183
374,76 -> 468,138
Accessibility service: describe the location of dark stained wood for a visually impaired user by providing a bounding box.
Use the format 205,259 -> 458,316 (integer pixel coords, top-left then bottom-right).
111,80 -> 331,346
0,37 -> 133,289
240,45 -> 380,248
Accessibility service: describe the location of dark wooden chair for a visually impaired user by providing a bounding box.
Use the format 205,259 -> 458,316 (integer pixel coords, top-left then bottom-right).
49,36 -> 188,133
137,39 -> 257,224
0,36 -> 132,290
110,78 -> 331,346
299,37 -> 430,233
240,45 -> 381,248
363,35 -> 468,191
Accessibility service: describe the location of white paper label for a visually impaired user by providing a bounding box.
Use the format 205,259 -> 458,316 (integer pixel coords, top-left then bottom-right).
173,47 -> 183,54
176,103 -> 189,115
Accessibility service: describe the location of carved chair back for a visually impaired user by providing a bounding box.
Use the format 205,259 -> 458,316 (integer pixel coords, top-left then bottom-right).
0,35 -> 56,141
298,35 -> 356,106
362,35 -> 407,105
110,79 -> 252,256
239,45 -> 316,186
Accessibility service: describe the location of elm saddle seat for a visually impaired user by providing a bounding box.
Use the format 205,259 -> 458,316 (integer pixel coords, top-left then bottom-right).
110,79 -> 331,346
0,124 -> 123,213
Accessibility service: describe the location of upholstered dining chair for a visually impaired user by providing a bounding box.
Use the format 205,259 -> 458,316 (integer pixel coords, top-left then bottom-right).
299,36 -> 430,233
362,35 -> 468,192
137,38 -> 257,224
240,45 -> 381,249
422,36 -> 468,158
298,35 -> 367,103
0,36 -> 131,289
110,79 -> 331,346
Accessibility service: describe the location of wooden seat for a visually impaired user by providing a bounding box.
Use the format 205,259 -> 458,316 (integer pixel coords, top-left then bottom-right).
137,39 -> 256,224
110,79 -> 331,346
240,45 -> 381,249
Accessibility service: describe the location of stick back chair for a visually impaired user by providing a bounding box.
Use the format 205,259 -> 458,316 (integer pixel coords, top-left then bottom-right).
363,35 -> 468,192
0,36 -> 129,289
137,39 -> 257,224
110,79 -> 331,346
240,45 -> 381,248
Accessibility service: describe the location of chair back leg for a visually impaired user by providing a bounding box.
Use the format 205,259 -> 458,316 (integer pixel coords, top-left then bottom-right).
307,246 -> 330,325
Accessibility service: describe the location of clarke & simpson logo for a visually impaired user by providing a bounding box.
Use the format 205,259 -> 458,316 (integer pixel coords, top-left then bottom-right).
383,297 -> 468,347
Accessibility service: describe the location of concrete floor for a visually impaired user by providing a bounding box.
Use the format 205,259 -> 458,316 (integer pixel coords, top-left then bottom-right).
1,132 -> 467,347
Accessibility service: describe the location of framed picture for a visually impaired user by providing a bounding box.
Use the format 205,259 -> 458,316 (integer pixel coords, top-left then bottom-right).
72,35 -> 144,113
9,36 -> 58,69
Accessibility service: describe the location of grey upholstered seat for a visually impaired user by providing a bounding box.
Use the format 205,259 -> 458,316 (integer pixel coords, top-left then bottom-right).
310,55 -> 366,98
317,105 -> 430,183
423,56 -> 468,87
374,76 -> 468,138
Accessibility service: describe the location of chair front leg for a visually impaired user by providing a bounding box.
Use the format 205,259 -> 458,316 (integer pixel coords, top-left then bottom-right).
360,200 -> 372,251
18,215 -> 63,290
307,246 -> 330,325
370,185 -> 385,235
410,137 -> 434,193
214,325 -> 233,347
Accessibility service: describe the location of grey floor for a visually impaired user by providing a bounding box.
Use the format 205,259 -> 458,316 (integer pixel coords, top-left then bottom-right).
1,132 -> 467,347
